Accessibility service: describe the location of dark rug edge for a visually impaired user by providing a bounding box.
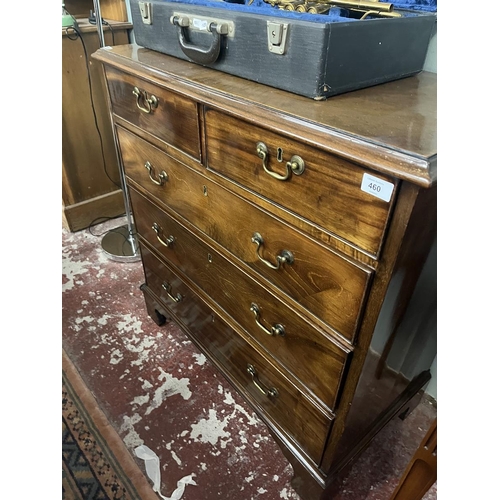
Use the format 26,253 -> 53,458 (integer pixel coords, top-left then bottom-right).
62,348 -> 159,500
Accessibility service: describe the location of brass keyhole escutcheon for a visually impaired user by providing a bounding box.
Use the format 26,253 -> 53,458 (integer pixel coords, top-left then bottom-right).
277,147 -> 283,162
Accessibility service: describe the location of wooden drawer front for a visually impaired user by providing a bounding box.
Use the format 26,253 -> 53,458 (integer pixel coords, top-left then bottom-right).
119,126 -> 370,343
106,66 -> 200,160
131,189 -> 350,410
205,109 -> 396,256
140,244 -> 334,465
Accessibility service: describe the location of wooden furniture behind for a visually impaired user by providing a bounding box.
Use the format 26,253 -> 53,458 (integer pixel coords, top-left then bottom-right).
390,419 -> 437,500
93,44 -> 437,500
64,0 -> 129,21
62,3 -> 132,232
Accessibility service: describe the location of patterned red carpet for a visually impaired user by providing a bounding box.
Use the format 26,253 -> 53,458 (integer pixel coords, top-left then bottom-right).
62,217 -> 437,500
63,349 -> 159,500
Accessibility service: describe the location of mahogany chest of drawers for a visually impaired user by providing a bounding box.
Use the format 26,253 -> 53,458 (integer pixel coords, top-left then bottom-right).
93,44 -> 437,499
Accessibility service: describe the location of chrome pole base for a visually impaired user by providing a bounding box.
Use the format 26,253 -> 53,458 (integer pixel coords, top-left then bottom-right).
92,0 -> 139,264
101,225 -> 141,263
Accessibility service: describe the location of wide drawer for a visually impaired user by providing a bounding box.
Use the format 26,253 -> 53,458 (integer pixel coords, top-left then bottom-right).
119,125 -> 371,343
106,66 -> 200,160
140,244 -> 334,465
204,108 -> 397,257
132,188 -> 351,410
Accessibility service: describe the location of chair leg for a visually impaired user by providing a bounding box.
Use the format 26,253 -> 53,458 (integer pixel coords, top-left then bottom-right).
390,418 -> 437,500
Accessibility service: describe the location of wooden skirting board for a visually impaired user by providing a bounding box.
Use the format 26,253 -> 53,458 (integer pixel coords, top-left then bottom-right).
62,189 -> 124,232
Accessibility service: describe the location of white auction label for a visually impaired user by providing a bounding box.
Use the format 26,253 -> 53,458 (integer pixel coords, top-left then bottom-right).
193,18 -> 207,31
360,173 -> 394,202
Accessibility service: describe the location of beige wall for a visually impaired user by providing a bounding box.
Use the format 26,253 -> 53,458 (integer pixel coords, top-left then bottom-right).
423,25 -> 438,73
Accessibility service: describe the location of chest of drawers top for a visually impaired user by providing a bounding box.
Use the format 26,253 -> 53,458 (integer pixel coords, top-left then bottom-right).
93,44 -> 437,189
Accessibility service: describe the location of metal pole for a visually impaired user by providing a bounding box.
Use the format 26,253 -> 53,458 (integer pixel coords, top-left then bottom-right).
93,0 -> 141,262
92,0 -> 105,47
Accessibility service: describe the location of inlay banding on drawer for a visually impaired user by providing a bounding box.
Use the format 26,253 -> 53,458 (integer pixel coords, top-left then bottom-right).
131,188 -> 351,411
140,244 -> 334,465
119,126 -> 372,344
204,108 -> 397,257
107,66 -> 200,160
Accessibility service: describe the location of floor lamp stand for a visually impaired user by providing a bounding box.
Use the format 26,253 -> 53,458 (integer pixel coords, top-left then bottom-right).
93,0 -> 141,262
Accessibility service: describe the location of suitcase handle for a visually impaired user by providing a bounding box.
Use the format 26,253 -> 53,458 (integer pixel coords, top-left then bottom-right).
170,15 -> 227,65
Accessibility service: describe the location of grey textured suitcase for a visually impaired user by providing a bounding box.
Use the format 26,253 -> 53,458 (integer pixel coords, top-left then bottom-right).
129,0 -> 437,99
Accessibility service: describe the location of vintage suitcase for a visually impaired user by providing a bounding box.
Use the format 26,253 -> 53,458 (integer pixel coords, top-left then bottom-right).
129,0 -> 436,99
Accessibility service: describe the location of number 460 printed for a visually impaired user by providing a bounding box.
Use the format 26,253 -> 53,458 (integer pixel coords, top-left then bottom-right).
360,173 -> 394,202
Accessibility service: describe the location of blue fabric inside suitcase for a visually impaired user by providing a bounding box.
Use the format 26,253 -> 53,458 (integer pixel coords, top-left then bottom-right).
158,0 -> 436,24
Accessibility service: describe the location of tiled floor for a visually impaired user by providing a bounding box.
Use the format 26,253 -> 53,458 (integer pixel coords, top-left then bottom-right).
62,216 -> 437,500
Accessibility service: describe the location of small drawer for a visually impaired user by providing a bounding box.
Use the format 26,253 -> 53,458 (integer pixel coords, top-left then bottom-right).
132,189 -> 351,411
204,109 -> 397,257
140,244 -> 334,466
119,126 -> 371,343
106,66 -> 200,160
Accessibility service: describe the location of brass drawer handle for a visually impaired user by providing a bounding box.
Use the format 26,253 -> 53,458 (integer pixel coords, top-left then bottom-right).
152,223 -> 175,248
250,303 -> 286,337
251,232 -> 294,270
144,161 -> 168,186
247,364 -> 279,398
256,141 -> 305,181
132,86 -> 158,114
161,281 -> 183,303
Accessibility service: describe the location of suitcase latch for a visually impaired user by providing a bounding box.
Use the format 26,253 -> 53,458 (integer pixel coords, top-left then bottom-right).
267,22 -> 288,55
138,2 -> 152,24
